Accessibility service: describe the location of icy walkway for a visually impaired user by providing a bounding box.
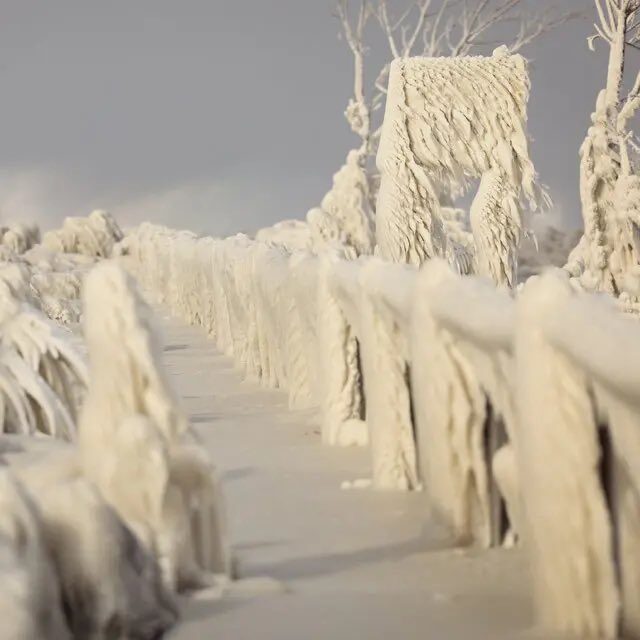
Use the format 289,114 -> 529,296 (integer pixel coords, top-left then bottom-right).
160,312 -> 539,640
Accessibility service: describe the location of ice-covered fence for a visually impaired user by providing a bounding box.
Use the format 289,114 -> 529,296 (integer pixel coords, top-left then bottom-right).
125,223 -> 640,638
128,225 -> 640,637
411,260 -> 518,548
516,272 -> 640,639
326,258 -> 420,489
126,224 -> 513,500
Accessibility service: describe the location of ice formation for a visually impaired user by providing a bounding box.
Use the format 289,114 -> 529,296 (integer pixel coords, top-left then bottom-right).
568,0 -> 640,311
0,437 -> 179,640
515,269 -> 640,638
43,210 -> 123,258
0,469 -> 69,640
80,262 -> 230,591
0,265 -> 87,438
314,150 -> 374,256
254,219 -> 311,252
0,223 -> 41,255
376,48 -> 546,286
318,256 -> 365,447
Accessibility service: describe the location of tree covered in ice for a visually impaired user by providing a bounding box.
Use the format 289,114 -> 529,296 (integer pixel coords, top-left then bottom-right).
307,149 -> 374,257
336,0 -> 575,166
43,209 -> 123,258
0,223 -> 40,255
376,49 -> 547,286
567,0 -> 640,308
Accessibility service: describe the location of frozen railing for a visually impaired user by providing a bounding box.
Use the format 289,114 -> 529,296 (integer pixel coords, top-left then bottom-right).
125,223 -> 640,639
411,262 -> 518,548
326,258 -> 419,490
515,273 -> 640,639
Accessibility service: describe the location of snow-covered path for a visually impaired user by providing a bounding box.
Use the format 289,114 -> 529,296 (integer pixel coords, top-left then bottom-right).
160,311 -> 539,640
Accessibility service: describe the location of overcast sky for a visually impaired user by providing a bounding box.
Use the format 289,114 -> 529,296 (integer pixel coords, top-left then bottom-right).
0,0 -> 610,235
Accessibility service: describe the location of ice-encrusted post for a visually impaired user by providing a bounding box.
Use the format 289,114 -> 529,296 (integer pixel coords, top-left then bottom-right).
358,260 -> 419,490
410,261 -> 491,543
515,272 -> 618,638
376,49 -> 545,286
319,256 -> 366,447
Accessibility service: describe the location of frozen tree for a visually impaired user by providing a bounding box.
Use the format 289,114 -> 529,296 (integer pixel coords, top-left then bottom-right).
568,0 -> 640,306
307,149 -> 375,257
376,49 -> 547,285
319,150 -> 375,255
336,0 -> 576,166
43,210 -> 123,258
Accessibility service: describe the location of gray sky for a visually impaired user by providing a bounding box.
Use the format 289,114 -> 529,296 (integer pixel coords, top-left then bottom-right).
0,1 -> 608,235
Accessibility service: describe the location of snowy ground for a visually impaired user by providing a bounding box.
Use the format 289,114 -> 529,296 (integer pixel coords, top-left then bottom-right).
159,311 -> 548,640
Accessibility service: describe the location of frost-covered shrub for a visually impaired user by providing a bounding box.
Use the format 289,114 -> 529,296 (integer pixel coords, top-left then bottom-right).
315,149 -> 374,256
43,210 -> 123,258
0,223 -> 41,255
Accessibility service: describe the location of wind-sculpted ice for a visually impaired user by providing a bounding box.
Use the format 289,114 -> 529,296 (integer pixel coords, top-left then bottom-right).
0,265 -> 87,439
377,48 -> 546,286
0,442 -> 178,640
0,256 -> 232,639
255,219 -> 312,252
